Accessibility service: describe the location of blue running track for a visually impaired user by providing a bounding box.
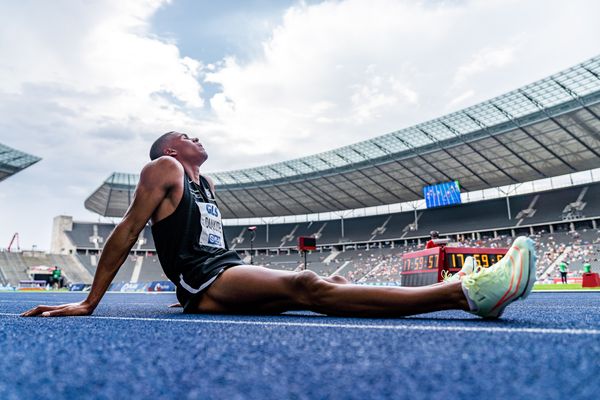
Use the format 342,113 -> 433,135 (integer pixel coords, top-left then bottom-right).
0,291 -> 598,399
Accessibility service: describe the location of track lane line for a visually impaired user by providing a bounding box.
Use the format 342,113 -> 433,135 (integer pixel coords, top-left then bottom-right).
0,300 -> 165,306
4,300 -> 600,310
0,312 -> 598,335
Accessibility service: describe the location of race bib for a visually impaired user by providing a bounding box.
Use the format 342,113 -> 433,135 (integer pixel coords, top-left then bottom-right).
197,202 -> 225,249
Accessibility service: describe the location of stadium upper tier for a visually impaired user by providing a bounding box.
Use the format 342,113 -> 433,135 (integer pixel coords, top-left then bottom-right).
0,143 -> 41,182
67,181 -> 600,253
86,56 -> 600,218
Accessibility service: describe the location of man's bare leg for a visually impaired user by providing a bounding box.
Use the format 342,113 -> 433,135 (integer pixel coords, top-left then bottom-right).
191,265 -> 469,317
168,272 -> 349,308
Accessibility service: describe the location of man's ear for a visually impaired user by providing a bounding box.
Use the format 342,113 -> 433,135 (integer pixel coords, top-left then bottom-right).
164,148 -> 177,157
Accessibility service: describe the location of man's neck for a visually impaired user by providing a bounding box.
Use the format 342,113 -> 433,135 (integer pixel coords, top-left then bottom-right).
181,162 -> 201,184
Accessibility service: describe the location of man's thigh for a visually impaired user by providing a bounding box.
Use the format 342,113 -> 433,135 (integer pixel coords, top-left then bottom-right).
194,265 -> 305,314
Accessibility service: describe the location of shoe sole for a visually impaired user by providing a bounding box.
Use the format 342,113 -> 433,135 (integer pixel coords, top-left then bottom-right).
519,239 -> 537,300
492,238 -> 537,318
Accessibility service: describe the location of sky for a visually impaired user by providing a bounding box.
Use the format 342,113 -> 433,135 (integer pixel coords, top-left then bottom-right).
0,0 -> 599,251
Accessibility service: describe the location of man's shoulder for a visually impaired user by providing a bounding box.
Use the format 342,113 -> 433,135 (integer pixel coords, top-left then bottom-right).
143,156 -> 183,173
140,157 -> 183,185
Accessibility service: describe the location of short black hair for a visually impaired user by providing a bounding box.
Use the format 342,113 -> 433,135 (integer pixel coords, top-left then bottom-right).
149,131 -> 176,160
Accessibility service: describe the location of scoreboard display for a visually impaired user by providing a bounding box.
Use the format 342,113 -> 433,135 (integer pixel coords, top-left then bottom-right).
400,247 -> 441,286
445,249 -> 505,270
423,181 -> 462,208
401,246 -> 507,287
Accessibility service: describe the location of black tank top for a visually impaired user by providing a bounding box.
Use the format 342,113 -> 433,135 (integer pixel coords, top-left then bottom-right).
151,173 -> 243,295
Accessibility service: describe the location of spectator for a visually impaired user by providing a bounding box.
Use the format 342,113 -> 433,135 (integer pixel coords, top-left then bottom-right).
559,261 -> 568,284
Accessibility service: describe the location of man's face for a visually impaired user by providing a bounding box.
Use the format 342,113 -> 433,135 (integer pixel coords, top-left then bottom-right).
166,132 -> 207,164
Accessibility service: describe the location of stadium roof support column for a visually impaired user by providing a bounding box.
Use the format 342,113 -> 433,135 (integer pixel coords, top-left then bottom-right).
504,191 -> 512,220
410,202 -> 419,231
336,210 -> 351,239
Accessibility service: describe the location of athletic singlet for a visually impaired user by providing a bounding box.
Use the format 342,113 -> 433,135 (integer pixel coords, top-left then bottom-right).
151,173 -> 243,301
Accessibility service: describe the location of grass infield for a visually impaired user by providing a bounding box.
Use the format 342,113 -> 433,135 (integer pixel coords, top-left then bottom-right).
533,283 -> 600,291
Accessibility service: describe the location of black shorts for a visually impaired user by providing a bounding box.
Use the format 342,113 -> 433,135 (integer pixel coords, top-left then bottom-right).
560,271 -> 567,278
175,253 -> 244,313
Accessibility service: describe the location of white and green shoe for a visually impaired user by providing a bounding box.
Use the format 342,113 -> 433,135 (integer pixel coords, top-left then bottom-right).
461,236 -> 537,319
442,256 -> 477,283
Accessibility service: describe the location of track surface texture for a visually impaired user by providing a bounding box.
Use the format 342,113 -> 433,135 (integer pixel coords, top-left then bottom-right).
0,291 -> 598,400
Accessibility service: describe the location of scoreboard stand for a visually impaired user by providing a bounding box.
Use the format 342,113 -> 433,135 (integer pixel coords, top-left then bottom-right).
401,245 -> 507,287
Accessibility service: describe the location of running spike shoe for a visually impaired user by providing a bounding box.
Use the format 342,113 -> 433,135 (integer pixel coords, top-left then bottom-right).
461,236 -> 537,319
442,256 -> 477,283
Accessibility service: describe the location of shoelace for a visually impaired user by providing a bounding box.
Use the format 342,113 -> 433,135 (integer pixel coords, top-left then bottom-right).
463,261 -> 512,298
441,270 -> 453,281
442,259 -> 481,282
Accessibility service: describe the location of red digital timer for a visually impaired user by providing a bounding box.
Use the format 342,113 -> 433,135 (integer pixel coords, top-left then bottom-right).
401,246 -> 507,287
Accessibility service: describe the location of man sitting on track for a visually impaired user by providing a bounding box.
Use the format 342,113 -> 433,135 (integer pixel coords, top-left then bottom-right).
22,132 -> 537,319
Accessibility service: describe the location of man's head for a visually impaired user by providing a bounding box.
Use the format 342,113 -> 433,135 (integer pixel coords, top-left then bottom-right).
430,230 -> 439,239
149,131 -> 207,164
149,131 -> 176,160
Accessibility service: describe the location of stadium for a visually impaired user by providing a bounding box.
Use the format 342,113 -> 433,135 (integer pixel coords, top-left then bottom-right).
5,55 -> 599,289
2,56 -> 600,398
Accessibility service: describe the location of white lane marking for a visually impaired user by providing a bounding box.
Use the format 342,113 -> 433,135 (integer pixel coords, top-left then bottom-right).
0,300 -> 65,304
0,300 -> 167,306
4,300 -> 600,310
1,312 -> 598,336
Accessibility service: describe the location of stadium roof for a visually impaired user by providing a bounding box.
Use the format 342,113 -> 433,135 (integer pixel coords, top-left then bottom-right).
86,55 -> 600,219
0,143 -> 41,183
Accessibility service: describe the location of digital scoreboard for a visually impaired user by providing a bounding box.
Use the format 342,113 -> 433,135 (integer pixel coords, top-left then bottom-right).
401,247 -> 441,286
423,181 -> 462,208
401,246 -> 507,286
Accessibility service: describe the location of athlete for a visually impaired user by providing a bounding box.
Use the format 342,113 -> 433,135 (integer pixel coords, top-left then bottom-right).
22,132 -> 537,319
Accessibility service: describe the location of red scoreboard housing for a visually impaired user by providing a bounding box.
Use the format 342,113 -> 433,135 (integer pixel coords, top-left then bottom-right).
401,246 -> 508,286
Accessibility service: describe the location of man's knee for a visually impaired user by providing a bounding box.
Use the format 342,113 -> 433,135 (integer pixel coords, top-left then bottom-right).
328,275 -> 349,284
292,270 -> 334,307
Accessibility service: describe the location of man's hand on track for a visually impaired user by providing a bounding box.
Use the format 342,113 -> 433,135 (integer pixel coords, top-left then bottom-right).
21,302 -> 94,317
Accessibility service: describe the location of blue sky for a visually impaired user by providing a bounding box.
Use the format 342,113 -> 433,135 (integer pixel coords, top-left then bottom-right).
152,0 -> 302,63
1,0 -> 599,251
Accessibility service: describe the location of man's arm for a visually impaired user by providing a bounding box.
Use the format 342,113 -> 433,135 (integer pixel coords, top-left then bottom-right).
22,157 -> 182,317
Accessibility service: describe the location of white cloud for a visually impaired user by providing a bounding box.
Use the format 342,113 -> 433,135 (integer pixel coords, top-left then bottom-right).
447,90 -> 475,110
204,0 -> 600,163
0,0 -> 211,249
453,46 -> 517,87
